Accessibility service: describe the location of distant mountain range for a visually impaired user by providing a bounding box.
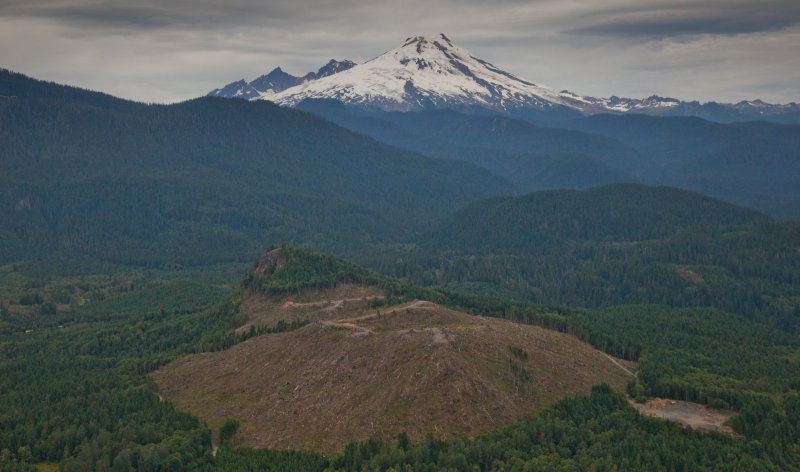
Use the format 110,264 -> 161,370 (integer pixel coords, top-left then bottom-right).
293,99 -> 800,220
209,34 -> 800,124
208,59 -> 356,100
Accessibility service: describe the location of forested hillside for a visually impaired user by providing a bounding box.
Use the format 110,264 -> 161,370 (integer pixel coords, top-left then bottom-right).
363,184 -> 800,333
567,114 -> 800,219
296,99 -> 645,192
295,98 -> 800,219
0,70 -> 509,270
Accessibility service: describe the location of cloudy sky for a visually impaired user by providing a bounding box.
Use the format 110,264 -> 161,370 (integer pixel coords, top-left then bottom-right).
1,0 -> 798,104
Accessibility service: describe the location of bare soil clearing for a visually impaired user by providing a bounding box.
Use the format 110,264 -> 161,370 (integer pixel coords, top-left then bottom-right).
632,398 -> 739,437
235,283 -> 384,334
153,285 -> 636,454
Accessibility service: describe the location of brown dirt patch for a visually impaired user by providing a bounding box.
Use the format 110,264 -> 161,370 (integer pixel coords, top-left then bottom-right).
632,398 -> 740,437
236,284 -> 384,333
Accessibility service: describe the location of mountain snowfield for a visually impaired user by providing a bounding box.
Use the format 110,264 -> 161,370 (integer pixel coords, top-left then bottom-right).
263,34 -> 568,112
210,34 -> 800,121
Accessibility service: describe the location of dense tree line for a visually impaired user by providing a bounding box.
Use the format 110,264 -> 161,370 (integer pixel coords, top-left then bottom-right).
324,385 -> 787,471
360,186 -> 800,334
209,386 -> 790,471
241,243 -> 396,294
0,276 -> 250,469
0,328 -> 213,470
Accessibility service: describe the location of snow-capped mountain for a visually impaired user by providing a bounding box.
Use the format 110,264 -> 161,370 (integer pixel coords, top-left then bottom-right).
259,34 -> 569,112
209,34 -> 799,122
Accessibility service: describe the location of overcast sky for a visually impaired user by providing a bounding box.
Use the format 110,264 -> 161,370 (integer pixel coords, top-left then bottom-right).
1,0 -> 798,104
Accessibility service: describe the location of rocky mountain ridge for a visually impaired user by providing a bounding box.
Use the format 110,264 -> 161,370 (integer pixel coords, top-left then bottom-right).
208,59 -> 356,100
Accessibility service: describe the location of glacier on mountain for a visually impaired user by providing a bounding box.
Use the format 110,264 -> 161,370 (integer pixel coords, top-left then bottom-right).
208,33 -> 799,122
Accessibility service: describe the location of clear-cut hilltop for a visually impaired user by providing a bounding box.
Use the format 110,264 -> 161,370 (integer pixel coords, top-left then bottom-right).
152,246 -> 636,454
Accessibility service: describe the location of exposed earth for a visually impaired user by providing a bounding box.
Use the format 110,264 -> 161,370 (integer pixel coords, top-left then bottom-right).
153,283 -> 636,453
632,398 -> 739,437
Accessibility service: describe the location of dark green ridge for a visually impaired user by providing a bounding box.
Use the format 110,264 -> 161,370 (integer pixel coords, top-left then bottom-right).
0,69 -> 511,270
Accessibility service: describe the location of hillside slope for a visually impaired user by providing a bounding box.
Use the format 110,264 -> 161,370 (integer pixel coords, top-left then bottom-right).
152,246 -> 634,453
421,184 -> 770,253
364,184 -> 800,333
295,100 -> 645,191
567,114 -> 800,219
0,70 -> 510,268
294,99 -> 800,219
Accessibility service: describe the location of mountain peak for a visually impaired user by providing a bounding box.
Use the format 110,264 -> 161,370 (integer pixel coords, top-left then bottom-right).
315,59 -> 357,79
261,34 -> 567,112
402,33 -> 454,49
208,60 -> 355,99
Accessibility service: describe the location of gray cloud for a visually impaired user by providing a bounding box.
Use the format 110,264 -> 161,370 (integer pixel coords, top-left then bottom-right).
5,0 -> 800,40
0,0 -> 798,104
0,0 -> 394,32
565,0 -> 800,39
0,0 -> 307,30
